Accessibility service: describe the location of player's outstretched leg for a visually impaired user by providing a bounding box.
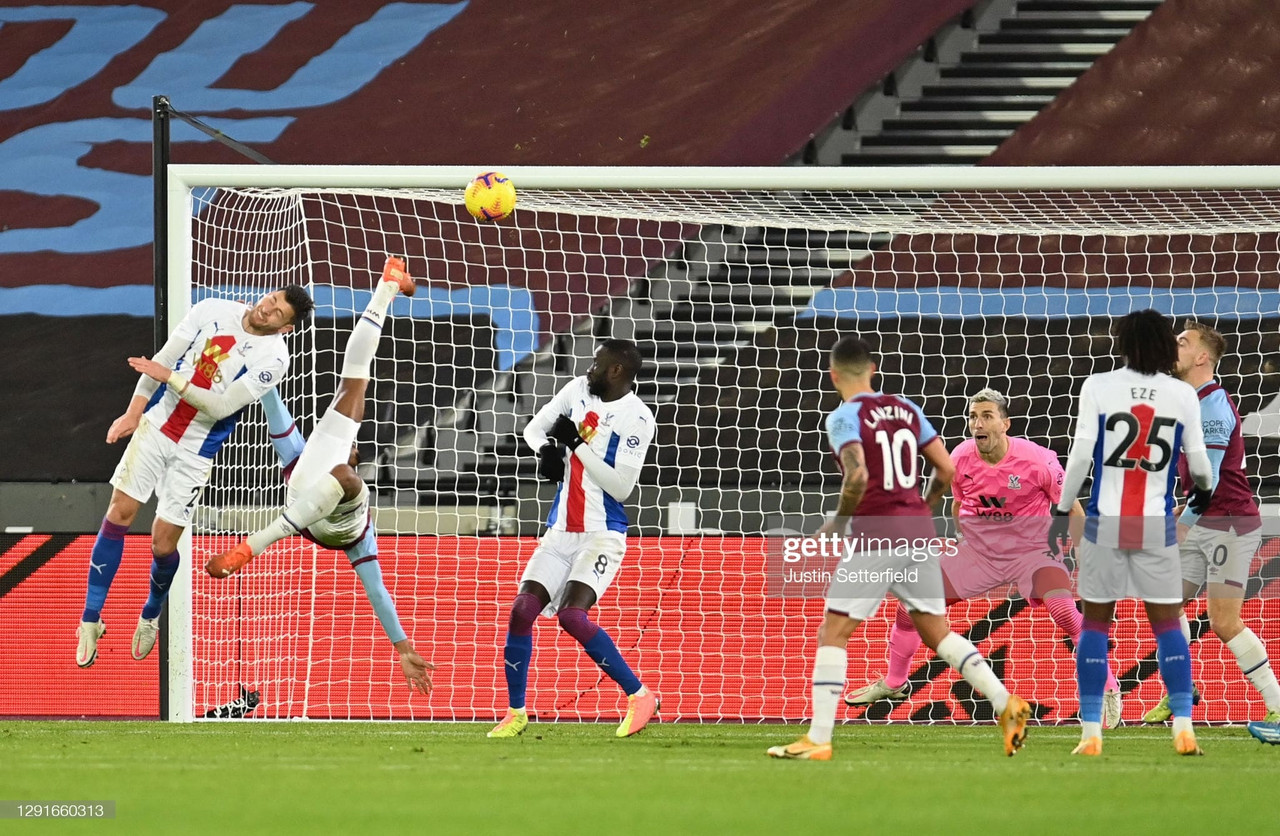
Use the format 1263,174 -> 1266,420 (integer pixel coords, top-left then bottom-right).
931,630 -> 1030,756
208,256 -> 412,578
555,607 -> 656,737
845,603 -> 916,705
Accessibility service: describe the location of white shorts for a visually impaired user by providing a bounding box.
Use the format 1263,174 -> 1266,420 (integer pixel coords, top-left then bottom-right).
1077,539 -> 1182,604
110,418 -> 213,527
306,483 -> 371,550
825,547 -> 946,622
1180,525 -> 1263,591
287,408 -> 368,548
520,529 -> 627,616
288,408 -> 359,495
942,541 -> 1072,604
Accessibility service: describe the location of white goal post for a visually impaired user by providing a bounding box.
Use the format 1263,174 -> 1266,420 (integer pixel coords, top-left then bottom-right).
164,164 -> 1280,723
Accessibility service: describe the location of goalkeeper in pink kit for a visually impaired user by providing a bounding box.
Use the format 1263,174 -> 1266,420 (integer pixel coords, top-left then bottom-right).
846,388 -> 1123,728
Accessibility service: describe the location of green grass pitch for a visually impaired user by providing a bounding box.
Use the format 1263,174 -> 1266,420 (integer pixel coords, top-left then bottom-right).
4,721 -> 1278,834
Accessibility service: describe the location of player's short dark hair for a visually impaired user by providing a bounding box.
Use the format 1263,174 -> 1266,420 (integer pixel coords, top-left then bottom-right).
1115,309 -> 1176,375
831,334 -> 876,375
1183,319 -> 1226,365
279,285 -> 314,328
599,338 -> 643,380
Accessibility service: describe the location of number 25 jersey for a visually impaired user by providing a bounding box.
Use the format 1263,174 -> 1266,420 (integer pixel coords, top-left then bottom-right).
1070,367 -> 1207,548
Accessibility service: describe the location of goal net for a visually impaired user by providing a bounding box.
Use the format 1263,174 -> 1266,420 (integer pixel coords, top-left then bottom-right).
167,165 -> 1280,724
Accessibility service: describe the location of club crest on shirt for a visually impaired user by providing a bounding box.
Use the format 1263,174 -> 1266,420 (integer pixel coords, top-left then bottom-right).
1007,475 -> 1022,490
579,411 -> 601,442
192,335 -> 237,385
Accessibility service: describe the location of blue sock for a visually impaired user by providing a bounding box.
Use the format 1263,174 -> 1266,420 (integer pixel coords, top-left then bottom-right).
583,630 -> 643,696
140,550 -> 180,619
1155,619 -> 1195,718
82,518 -> 129,622
503,633 -> 533,710
1076,621 -> 1110,725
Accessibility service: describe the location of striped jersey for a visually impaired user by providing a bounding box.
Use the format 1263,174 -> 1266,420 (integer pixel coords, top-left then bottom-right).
536,377 -> 654,534
1064,367 -> 1208,548
143,298 -> 289,458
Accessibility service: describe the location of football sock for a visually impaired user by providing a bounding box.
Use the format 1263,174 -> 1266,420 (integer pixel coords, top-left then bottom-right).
936,632 -> 1009,714
502,593 -> 541,710
808,645 -> 846,745
82,518 -> 129,622
1076,618 -> 1111,727
1045,596 -> 1120,692
340,280 -> 398,381
246,473 -> 345,556
1179,612 -> 1191,643
1227,627 -> 1280,712
140,549 -> 180,619
558,607 -> 642,696
1154,618 -> 1195,719
884,605 -> 921,690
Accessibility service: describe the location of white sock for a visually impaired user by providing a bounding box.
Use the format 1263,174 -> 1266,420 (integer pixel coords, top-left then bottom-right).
807,645 -> 846,745
1081,721 -> 1102,740
340,280 -> 398,380
1172,716 -> 1193,736
247,474 -> 344,555
1228,627 -> 1280,712
936,632 -> 1009,715
1179,613 -> 1191,643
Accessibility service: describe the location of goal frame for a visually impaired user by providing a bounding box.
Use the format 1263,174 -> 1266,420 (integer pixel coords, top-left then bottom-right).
163,163 -> 1280,722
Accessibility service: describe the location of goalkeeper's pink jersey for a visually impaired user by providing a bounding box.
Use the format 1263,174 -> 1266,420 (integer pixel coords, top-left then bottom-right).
143,298 -> 290,459
951,436 -> 1064,556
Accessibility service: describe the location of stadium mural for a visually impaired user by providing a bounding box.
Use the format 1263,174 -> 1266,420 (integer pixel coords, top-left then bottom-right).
0,0 -> 975,481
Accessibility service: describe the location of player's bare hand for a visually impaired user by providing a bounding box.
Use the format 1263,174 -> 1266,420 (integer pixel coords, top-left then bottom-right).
128,355 -> 172,383
107,413 -> 139,443
398,647 -> 435,696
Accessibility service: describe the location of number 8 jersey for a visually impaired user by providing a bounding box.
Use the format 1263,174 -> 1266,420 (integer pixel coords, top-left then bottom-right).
1062,367 -> 1211,549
